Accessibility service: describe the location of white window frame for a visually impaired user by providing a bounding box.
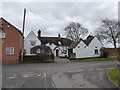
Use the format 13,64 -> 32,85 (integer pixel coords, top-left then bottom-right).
0,33 -> 6,38
36,49 -> 41,54
30,40 -> 36,46
6,47 -> 14,55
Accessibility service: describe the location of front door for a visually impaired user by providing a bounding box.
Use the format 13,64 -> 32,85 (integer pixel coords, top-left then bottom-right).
56,49 -> 59,57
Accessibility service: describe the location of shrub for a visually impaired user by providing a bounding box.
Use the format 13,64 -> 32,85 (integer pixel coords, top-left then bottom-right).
100,48 -> 108,58
21,53 -> 54,63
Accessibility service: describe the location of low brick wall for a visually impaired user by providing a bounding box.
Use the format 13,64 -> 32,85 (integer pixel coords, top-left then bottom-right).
21,54 -> 54,63
104,48 -> 120,57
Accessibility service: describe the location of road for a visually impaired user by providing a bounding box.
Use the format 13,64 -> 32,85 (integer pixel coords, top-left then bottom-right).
2,61 -> 118,88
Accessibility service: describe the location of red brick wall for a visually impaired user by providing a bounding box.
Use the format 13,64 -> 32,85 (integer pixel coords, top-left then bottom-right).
0,18 -> 23,64
104,48 -> 119,57
0,19 -> 2,63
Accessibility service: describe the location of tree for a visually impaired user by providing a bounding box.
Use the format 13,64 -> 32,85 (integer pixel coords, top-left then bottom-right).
95,19 -> 120,48
64,22 -> 88,42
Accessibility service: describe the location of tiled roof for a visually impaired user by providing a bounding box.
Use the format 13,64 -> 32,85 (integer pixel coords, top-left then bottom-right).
69,35 -> 95,49
83,35 -> 94,46
40,37 -> 73,46
68,41 -> 80,49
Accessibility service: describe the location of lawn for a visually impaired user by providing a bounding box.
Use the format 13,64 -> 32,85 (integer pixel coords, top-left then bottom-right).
108,68 -> 120,86
71,57 -> 117,62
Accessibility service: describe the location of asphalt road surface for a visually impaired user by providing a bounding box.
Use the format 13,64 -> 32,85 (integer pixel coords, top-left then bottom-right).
2,61 -> 118,88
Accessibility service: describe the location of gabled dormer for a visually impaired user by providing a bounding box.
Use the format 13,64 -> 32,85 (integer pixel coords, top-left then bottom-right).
89,37 -> 103,47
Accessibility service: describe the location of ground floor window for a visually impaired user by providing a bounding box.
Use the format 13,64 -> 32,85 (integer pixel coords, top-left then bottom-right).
95,49 -> 98,55
6,47 -> 14,55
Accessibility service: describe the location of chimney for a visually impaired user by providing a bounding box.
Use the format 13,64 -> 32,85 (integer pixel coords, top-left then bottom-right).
38,30 -> 41,40
58,33 -> 61,38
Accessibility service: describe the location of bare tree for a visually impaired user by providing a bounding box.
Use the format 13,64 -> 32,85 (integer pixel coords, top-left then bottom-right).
64,22 -> 88,42
95,19 -> 120,48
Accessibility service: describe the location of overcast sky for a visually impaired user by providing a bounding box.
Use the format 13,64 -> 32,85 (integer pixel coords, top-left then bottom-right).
0,2 -> 118,39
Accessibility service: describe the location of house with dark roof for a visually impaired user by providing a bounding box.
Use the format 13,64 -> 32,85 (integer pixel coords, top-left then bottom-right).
24,30 -> 73,57
24,30 -> 103,59
68,35 -> 103,59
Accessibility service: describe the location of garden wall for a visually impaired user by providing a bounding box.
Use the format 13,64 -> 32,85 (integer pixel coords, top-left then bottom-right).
104,48 -> 120,57
21,54 -> 54,63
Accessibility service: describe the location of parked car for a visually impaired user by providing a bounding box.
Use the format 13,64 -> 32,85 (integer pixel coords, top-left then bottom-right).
60,50 -> 67,58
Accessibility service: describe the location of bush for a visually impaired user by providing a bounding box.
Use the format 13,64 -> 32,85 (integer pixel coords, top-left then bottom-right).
21,54 -> 54,63
100,48 -> 108,58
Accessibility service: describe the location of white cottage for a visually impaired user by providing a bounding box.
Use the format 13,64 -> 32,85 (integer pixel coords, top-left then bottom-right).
24,31 -> 41,55
40,33 -> 72,57
24,30 -> 73,57
69,35 -> 103,59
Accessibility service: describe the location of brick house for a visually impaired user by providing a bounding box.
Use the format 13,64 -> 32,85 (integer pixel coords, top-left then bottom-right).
0,18 -> 23,64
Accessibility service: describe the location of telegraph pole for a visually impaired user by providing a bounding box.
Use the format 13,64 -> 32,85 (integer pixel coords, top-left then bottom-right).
21,8 -> 26,62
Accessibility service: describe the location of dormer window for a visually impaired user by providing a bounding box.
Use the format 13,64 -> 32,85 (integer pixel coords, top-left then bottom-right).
30,40 -> 36,46
49,43 -> 52,45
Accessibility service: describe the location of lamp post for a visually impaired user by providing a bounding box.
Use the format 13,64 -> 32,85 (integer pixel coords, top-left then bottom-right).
21,8 -> 26,62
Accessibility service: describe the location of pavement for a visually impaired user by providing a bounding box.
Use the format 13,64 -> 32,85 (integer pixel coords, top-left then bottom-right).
54,57 -> 70,63
2,61 -> 118,88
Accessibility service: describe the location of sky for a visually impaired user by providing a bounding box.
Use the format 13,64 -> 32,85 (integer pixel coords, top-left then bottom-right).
0,1 -> 118,41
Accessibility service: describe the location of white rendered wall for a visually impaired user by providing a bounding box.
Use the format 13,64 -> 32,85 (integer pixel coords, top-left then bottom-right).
24,31 -> 41,55
73,38 -> 103,58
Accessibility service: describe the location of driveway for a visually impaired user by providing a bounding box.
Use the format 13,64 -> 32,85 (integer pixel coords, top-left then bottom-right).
2,61 -> 118,88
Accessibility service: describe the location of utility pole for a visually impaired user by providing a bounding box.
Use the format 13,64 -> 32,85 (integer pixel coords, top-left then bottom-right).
117,3 -> 120,90
21,8 -> 26,62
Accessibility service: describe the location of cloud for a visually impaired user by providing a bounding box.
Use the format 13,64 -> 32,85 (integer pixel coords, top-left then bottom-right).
1,2 -> 118,38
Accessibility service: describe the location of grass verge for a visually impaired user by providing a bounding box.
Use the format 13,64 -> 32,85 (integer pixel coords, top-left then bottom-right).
71,57 -> 117,62
108,68 -> 120,86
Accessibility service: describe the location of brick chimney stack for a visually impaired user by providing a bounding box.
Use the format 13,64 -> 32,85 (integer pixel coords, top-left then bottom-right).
58,33 -> 61,38
38,30 -> 41,40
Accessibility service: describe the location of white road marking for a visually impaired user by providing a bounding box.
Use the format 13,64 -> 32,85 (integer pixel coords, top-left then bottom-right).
96,68 -> 103,71
76,70 -> 83,72
8,77 -> 15,79
37,75 -> 41,77
23,74 -> 35,77
43,73 -> 47,77
23,75 -> 29,77
88,69 -> 94,71
106,67 -> 114,70
68,71 -> 72,72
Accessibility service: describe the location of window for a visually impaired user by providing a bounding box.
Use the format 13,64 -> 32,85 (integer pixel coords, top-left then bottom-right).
0,33 -> 6,38
78,46 -> 80,48
49,43 -> 52,45
30,49 -> 33,54
0,24 -> 3,30
6,47 -> 14,55
95,49 -> 98,55
36,49 -> 41,53
84,46 -> 86,48
30,40 -> 36,46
